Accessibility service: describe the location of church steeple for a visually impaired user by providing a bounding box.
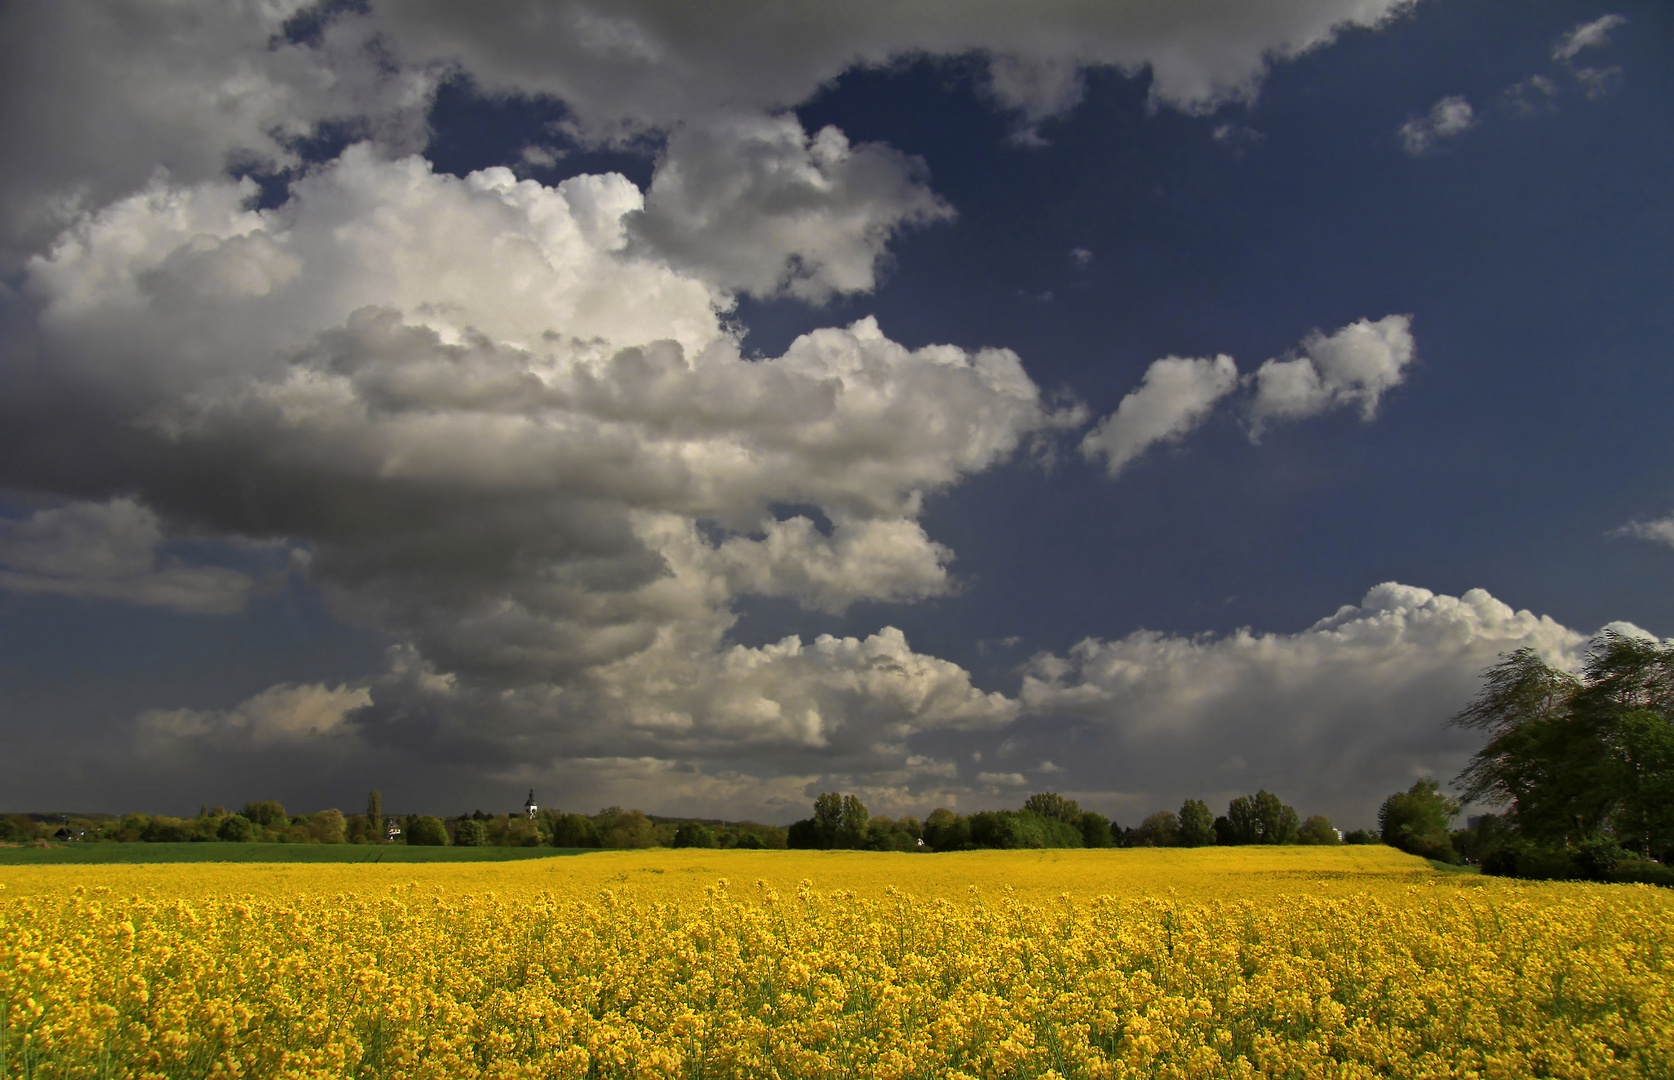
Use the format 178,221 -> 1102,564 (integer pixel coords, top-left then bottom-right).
524,789 -> 537,820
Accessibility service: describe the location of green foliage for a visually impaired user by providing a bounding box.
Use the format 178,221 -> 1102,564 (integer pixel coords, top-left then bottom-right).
366,790 -> 383,842
812,792 -> 844,847
594,807 -> 657,849
1453,635 -> 1674,856
1342,829 -> 1378,845
454,819 -> 488,847
672,822 -> 716,849
0,815 -> 40,843
243,801 -> 287,829
306,809 -> 346,844
836,795 -> 870,848
967,810 -> 1083,849
1022,792 -> 1082,825
1224,790 -> 1300,845
1178,800 -> 1216,847
1378,779 -> 1460,863
548,813 -> 599,848
1079,810 -> 1114,848
1451,814 -> 1512,863
1135,810 -> 1180,848
141,816 -> 193,843
216,815 -> 255,842
1297,815 -> 1339,845
406,815 -> 449,846
921,808 -> 970,852
794,792 -> 872,849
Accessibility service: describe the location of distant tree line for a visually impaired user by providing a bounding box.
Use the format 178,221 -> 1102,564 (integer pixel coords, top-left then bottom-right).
2,791 -> 789,851
1419,632 -> 1674,886
786,788 -> 1360,852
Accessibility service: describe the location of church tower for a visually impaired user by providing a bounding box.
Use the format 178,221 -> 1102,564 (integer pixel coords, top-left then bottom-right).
524,789 -> 537,820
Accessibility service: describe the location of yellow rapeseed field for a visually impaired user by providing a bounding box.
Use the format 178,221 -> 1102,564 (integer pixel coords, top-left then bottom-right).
3,847 -> 1671,1078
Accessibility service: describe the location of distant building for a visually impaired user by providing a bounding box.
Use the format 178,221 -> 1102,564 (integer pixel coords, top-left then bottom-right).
524,790 -> 538,820
385,820 -> 402,841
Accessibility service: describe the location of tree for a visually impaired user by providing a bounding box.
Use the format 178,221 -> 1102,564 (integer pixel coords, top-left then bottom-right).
243,801 -> 287,829
1,815 -> 39,843
1297,815 -> 1339,845
1342,829 -> 1377,845
1224,796 -> 1259,845
1023,792 -> 1082,825
812,792 -> 844,847
673,822 -> 716,848
1378,779 -> 1459,863
1224,791 -> 1298,844
454,819 -> 488,846
835,794 -> 870,849
406,815 -> 449,846
1079,810 -> 1114,848
1255,790 -> 1300,844
550,813 -> 599,848
306,809 -> 346,844
1178,799 -> 1216,847
1135,810 -> 1180,847
922,808 -> 970,852
1610,709 -> 1674,859
366,790 -> 383,843
217,814 -> 255,842
594,807 -> 657,849
1453,635 -> 1674,854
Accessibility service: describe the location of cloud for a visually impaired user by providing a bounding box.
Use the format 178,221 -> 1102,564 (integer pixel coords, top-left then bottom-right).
1211,123 -> 1265,154
626,114 -> 953,302
713,516 -> 954,614
0,1 -> 435,268
4,144 -> 1061,784
1082,316 -> 1415,478
0,499 -> 256,614
1613,514 -> 1674,549
138,682 -> 372,750
1553,14 -> 1627,61
1018,582 -> 1639,824
346,619 -> 1016,779
1080,354 -> 1239,477
986,55 -> 1086,145
1399,95 -> 1474,155
1503,74 -> 1561,114
374,0 -> 1418,141
1248,314 -> 1415,438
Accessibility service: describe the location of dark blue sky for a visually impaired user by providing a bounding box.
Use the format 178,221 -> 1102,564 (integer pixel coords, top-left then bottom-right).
0,0 -> 1667,824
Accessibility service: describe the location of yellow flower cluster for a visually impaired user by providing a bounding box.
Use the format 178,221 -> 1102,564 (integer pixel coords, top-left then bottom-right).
3,848 -> 1670,1078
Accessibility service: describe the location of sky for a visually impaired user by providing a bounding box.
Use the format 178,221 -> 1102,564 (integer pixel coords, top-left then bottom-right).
0,0 -> 1669,829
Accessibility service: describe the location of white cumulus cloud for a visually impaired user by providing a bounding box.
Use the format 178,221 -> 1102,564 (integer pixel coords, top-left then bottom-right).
1399,95 -> 1475,155
1248,314 -> 1415,438
1018,582 -> 1636,824
5,143 -> 1063,783
1080,354 -> 1240,477
374,0 -> 1418,142
627,114 -> 953,302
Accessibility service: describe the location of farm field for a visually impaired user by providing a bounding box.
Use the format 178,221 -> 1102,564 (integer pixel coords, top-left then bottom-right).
3,847 -> 1671,1078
